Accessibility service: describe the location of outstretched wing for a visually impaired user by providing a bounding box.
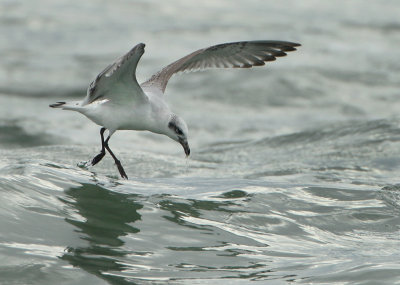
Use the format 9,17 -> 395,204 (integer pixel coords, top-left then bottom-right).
141,40 -> 300,94
82,43 -> 148,105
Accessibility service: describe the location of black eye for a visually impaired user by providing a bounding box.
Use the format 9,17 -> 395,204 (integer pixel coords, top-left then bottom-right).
175,128 -> 183,136
168,121 -> 184,136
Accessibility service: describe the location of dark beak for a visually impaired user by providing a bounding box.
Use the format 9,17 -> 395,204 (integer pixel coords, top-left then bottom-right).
179,138 -> 190,157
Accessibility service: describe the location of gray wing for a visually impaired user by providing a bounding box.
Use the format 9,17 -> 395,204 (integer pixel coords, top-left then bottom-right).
83,43 -> 148,105
141,40 -> 300,94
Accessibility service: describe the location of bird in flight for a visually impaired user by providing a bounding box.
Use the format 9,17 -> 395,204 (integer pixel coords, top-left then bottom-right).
50,40 -> 300,179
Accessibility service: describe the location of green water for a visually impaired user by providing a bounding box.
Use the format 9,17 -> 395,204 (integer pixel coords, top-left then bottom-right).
1,0 -> 400,284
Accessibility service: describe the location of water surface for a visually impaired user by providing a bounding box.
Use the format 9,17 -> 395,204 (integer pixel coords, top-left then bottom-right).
1,0 -> 400,284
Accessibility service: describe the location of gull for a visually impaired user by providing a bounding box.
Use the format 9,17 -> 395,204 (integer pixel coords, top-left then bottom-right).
50,40 -> 300,179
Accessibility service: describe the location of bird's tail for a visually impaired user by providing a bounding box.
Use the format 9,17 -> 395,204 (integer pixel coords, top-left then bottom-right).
49,101 -> 82,111
49,101 -> 66,108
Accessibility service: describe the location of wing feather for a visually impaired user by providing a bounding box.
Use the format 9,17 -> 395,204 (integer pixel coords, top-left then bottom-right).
83,43 -> 147,105
141,40 -> 300,93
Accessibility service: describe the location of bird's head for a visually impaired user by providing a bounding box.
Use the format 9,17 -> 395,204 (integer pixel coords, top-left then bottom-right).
166,115 -> 190,157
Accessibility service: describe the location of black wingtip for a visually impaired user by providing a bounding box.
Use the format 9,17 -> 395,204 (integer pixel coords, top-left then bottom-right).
135,43 -> 145,52
282,42 -> 301,53
49,101 -> 66,108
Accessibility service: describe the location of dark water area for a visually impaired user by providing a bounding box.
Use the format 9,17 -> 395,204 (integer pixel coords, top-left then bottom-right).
1,0 -> 400,284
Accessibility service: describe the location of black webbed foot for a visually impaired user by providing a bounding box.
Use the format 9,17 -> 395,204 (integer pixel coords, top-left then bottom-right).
91,150 -> 106,166
115,159 -> 128,179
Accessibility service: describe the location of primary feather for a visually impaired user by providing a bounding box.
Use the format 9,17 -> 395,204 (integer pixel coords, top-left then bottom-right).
141,40 -> 300,93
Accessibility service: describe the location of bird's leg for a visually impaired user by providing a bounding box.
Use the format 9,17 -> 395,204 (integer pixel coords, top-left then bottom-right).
91,127 -> 107,166
104,136 -> 128,179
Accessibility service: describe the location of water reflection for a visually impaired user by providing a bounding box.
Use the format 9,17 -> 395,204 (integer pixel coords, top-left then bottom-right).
60,184 -> 142,285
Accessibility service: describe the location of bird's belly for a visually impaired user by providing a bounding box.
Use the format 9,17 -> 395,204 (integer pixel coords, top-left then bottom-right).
82,101 -> 151,132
